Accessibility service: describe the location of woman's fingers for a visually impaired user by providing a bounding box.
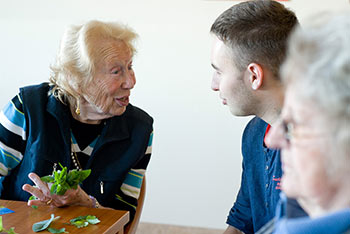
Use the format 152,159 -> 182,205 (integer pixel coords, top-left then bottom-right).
27,197 -> 50,206
22,184 -> 45,200
23,175 -> 88,207
27,173 -> 51,197
22,184 -> 52,207
22,172 -> 53,206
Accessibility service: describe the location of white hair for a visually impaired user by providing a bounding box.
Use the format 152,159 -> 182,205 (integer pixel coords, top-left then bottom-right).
49,20 -> 138,104
281,13 -> 350,175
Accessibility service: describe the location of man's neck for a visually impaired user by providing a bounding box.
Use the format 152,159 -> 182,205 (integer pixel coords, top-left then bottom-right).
257,95 -> 283,125
255,80 -> 284,125
258,107 -> 281,126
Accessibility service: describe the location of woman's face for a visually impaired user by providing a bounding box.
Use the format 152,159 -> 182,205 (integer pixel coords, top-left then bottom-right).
266,84 -> 334,204
82,39 -> 135,120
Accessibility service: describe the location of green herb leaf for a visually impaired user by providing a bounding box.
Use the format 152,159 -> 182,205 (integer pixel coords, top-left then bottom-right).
29,196 -> 38,209
29,195 -> 37,201
0,216 -> 19,234
50,183 -> 58,195
32,214 -> 60,232
6,227 -> 19,234
70,220 -> 88,228
41,163 -> 91,196
41,175 -> 55,183
47,227 -> 67,233
86,215 -> 100,225
69,215 -> 100,228
69,216 -> 84,223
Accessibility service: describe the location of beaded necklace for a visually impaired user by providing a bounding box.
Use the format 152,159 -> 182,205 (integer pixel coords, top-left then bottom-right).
71,138 -> 83,171
70,131 -> 100,171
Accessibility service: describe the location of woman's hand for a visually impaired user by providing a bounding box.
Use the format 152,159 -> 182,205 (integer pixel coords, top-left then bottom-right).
22,172 -> 93,208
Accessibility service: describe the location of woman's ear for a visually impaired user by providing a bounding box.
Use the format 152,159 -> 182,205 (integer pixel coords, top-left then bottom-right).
247,63 -> 264,90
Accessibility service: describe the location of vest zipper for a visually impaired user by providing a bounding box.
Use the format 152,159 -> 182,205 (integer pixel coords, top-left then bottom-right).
100,181 -> 104,194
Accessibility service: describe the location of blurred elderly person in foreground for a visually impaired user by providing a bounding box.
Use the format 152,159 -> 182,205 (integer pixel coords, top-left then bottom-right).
0,20 -> 153,227
265,14 -> 350,233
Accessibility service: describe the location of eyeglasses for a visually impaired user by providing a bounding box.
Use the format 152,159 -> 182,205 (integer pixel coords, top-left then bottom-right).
277,118 -> 327,145
282,120 -> 294,142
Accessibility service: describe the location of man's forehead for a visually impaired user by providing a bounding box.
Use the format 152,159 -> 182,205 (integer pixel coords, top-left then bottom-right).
212,36 -> 228,52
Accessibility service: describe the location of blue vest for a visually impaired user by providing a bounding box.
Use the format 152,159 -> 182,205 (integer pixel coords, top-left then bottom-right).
1,83 -> 153,211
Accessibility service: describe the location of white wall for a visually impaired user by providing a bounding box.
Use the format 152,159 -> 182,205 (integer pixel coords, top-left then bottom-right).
0,0 -> 349,230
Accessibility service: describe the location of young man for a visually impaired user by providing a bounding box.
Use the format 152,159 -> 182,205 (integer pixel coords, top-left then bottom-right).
210,1 -> 299,233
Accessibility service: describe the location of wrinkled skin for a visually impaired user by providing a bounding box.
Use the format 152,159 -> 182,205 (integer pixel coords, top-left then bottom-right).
22,173 -> 92,207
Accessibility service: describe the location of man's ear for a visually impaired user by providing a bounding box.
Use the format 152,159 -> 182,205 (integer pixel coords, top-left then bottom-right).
247,63 -> 264,90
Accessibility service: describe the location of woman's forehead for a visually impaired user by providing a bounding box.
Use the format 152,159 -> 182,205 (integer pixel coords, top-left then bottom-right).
284,85 -> 331,133
93,39 -> 132,64
284,86 -> 315,121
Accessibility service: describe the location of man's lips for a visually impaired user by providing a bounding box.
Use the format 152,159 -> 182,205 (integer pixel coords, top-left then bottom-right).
219,95 -> 227,105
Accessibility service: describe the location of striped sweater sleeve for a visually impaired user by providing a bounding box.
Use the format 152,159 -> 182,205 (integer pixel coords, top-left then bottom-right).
0,94 -> 26,177
116,131 -> 153,211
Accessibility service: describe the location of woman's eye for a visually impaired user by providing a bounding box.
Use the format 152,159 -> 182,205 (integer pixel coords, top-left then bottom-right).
112,70 -> 120,75
282,120 -> 294,142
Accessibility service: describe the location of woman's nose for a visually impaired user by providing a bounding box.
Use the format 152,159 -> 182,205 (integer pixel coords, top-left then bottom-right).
122,71 -> 136,89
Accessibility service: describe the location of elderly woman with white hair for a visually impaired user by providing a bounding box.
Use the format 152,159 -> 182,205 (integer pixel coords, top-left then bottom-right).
265,14 -> 350,233
0,20 -> 153,226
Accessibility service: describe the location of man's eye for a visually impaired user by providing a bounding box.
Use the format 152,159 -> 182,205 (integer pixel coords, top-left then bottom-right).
112,70 -> 120,74
128,64 -> 133,70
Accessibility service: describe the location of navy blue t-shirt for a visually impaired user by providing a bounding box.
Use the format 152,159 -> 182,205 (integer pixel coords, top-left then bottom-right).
227,117 -> 282,234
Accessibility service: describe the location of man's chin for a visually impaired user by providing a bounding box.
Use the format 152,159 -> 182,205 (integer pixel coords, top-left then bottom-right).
229,108 -> 249,117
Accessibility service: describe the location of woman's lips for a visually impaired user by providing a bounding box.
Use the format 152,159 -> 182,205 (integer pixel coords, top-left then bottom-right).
115,96 -> 129,106
282,161 -> 292,173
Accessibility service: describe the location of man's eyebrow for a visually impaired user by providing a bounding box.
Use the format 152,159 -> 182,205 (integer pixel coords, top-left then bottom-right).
211,63 -> 221,71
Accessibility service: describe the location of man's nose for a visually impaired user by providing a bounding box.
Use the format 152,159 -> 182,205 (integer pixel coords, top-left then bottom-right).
211,75 -> 220,91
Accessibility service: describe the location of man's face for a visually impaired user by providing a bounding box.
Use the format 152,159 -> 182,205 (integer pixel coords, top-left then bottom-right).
83,39 -> 136,119
210,36 -> 253,116
266,84 -> 333,203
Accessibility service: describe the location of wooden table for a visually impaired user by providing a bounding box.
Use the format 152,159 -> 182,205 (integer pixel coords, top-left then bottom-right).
0,200 -> 129,234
